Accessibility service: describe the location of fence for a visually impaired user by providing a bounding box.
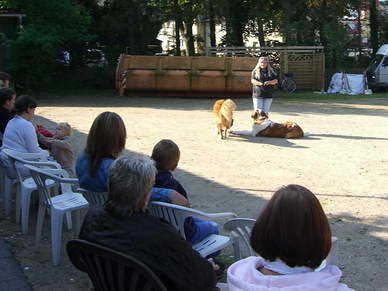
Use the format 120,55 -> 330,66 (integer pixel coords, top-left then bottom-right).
116,47 -> 325,97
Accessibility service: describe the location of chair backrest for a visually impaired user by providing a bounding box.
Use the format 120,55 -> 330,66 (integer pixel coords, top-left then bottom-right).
148,201 -> 204,240
2,149 -> 56,183
223,218 -> 256,258
67,239 -> 167,291
25,165 -> 77,206
77,188 -> 107,206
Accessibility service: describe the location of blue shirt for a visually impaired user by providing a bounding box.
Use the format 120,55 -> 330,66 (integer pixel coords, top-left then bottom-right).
76,152 -> 113,192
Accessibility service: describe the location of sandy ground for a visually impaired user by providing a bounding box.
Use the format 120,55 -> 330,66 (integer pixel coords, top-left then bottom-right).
0,94 -> 388,290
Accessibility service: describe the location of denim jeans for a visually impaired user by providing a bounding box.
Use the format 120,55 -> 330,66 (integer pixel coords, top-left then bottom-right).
252,97 -> 273,113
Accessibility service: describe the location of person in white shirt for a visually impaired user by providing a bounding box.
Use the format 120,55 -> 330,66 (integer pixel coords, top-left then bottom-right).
0,95 -> 47,177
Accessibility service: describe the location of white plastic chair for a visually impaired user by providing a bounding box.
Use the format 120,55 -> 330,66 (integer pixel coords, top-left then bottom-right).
223,218 -> 339,268
223,218 -> 256,260
2,149 -> 61,234
0,159 -> 18,218
148,201 -> 237,257
25,165 -> 89,265
77,188 -> 107,207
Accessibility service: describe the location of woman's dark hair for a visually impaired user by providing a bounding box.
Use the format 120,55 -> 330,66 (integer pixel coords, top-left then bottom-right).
0,72 -> 10,81
0,88 -> 15,106
14,95 -> 37,114
250,184 -> 332,269
151,139 -> 180,171
85,111 -> 126,177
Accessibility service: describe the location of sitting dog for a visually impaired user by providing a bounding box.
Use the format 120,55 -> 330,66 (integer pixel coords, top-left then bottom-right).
231,110 -> 304,138
213,99 -> 237,139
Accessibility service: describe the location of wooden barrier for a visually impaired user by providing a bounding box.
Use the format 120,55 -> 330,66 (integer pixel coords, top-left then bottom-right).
116,47 -> 325,97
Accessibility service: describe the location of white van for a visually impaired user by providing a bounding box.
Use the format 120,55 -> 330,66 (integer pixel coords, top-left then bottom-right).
366,44 -> 388,89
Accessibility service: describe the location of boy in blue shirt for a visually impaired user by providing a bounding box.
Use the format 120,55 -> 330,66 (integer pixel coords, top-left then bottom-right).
151,139 -> 219,244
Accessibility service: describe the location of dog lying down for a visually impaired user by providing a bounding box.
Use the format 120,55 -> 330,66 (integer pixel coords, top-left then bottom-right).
231,110 -> 304,138
213,99 -> 237,139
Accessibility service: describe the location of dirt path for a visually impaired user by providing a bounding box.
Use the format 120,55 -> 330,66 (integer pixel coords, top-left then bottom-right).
1,95 -> 387,290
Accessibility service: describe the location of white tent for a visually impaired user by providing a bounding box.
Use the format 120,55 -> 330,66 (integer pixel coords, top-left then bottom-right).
327,73 -> 366,95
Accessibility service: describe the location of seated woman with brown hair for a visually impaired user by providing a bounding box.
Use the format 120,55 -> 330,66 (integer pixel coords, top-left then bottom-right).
79,154 -> 219,291
227,184 -> 353,291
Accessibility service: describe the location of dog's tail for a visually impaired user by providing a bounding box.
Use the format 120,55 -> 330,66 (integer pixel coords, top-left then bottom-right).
220,99 -> 237,123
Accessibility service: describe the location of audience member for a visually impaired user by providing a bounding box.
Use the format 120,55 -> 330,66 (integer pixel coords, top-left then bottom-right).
0,88 -> 16,138
0,95 -> 46,177
76,112 -> 186,206
152,139 -> 219,244
0,72 -> 10,88
79,154 -> 219,291
226,184 -> 353,291
39,122 -> 75,176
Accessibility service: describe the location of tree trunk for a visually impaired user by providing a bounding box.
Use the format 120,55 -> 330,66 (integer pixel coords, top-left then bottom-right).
256,17 -> 265,46
208,0 -> 216,47
357,3 -> 362,56
224,0 -> 233,46
370,0 -> 379,55
174,0 -> 182,56
185,19 -> 195,56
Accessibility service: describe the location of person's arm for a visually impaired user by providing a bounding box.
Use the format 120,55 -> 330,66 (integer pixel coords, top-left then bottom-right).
264,78 -> 278,86
251,70 -> 262,86
169,190 -> 189,207
37,133 -> 52,149
24,122 -> 45,153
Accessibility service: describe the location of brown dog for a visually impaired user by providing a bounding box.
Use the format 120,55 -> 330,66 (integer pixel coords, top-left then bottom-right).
213,99 -> 237,139
231,110 -> 304,138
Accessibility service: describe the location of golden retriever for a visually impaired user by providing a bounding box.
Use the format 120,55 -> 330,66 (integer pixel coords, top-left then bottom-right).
213,99 -> 237,139
231,110 -> 304,138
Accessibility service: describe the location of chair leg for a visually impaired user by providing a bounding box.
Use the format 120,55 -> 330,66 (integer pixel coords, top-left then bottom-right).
35,204 -> 46,247
72,210 -> 82,238
65,212 -> 72,230
4,176 -> 13,218
51,210 -> 64,265
15,183 -> 21,224
232,236 -> 241,260
21,188 -> 33,234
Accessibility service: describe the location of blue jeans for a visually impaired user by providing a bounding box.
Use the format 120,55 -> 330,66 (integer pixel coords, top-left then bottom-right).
253,97 -> 273,113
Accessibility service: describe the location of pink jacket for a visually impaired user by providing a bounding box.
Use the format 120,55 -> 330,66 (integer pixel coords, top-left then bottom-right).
227,257 -> 354,291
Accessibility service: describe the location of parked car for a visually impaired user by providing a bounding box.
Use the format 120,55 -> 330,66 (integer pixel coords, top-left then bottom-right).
83,49 -> 108,67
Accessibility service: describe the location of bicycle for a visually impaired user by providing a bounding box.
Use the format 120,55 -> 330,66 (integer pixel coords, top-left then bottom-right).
279,72 -> 297,93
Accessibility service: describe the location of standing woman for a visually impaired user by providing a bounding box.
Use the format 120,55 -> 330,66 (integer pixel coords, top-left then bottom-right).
251,56 -> 278,114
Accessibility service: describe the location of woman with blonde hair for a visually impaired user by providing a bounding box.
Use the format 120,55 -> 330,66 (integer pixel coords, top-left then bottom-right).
251,56 -> 278,114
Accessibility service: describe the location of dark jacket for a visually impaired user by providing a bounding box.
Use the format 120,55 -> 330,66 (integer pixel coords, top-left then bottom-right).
155,170 -> 188,198
251,68 -> 278,98
79,207 -> 217,291
0,107 -> 13,145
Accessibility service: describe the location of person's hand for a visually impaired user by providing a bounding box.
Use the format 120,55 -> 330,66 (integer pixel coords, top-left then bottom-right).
208,258 -> 220,271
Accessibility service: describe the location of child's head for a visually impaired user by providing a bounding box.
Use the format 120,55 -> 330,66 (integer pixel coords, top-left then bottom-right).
250,184 -> 331,269
54,122 -> 72,138
151,139 -> 180,171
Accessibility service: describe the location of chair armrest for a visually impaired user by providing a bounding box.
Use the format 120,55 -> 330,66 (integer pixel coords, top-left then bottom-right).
58,177 -> 79,185
200,212 -> 238,219
25,161 -> 61,169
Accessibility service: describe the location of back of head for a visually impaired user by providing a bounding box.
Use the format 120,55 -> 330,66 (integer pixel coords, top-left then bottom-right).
151,139 -> 180,171
251,184 -> 331,269
86,111 -> 127,176
0,72 -> 10,88
0,88 -> 15,107
105,154 -> 156,216
14,95 -> 37,115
